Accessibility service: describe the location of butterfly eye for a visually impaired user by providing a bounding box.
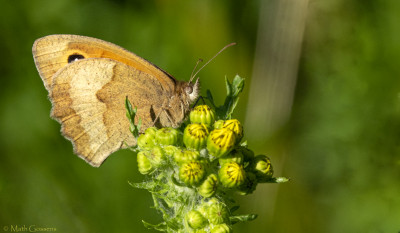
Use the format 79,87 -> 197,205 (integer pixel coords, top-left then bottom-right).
185,85 -> 193,94
68,53 -> 85,63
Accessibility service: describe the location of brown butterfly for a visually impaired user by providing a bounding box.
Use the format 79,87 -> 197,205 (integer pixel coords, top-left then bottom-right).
33,35 -> 200,167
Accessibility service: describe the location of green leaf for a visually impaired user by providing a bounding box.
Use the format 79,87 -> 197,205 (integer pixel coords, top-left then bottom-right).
230,214 -> 258,224
260,177 -> 290,183
123,141 -> 139,152
232,74 -> 245,96
128,181 -> 157,190
228,98 -> 239,118
170,173 -> 186,187
206,89 -> 216,108
240,140 -> 248,147
225,76 -> 232,96
125,97 -> 141,138
230,205 -> 240,213
274,177 -> 290,183
165,218 -> 182,231
142,220 -> 167,231
214,75 -> 245,120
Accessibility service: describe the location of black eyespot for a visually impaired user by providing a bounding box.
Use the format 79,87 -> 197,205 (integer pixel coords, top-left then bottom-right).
185,85 -> 193,94
68,53 -> 85,63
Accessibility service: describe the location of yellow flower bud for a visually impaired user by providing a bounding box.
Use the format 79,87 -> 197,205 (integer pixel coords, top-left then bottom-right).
179,161 -> 206,186
210,224 -> 232,233
189,230 -> 207,233
137,151 -> 153,175
219,148 -> 244,166
213,120 -> 225,129
218,162 -> 246,188
137,133 -> 156,150
222,119 -> 243,143
190,105 -> 215,126
155,127 -> 180,146
163,145 -> 179,157
144,127 -> 158,136
190,230 -> 207,233
183,123 -> 209,150
198,173 -> 219,198
174,149 -> 200,165
207,128 -> 236,158
206,200 -> 230,225
252,155 -> 274,182
186,210 -> 208,229
147,146 -> 166,167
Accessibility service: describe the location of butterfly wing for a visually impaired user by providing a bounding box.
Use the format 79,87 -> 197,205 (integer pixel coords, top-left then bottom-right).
50,58 -> 169,167
32,34 -> 176,93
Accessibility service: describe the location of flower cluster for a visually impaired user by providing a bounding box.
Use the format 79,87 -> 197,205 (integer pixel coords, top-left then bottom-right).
128,75 -> 288,233
131,105 -> 285,233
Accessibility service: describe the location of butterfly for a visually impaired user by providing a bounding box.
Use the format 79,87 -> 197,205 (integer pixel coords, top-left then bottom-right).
33,35 -> 200,167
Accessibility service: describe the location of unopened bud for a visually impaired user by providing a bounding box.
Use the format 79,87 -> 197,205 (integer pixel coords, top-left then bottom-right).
183,123 -> 209,150
163,145 -> 179,157
190,230 -> 207,233
252,155 -> 274,182
219,162 -> 246,188
210,224 -> 232,233
145,127 -> 158,136
198,173 -> 218,198
213,120 -> 225,129
186,210 -> 208,229
179,161 -> 206,186
222,119 -> 243,143
147,146 -> 166,167
219,148 -> 244,166
207,128 -> 236,158
155,127 -> 180,146
206,200 -> 230,225
174,149 -> 200,165
190,105 -> 215,126
137,151 -> 153,174
137,133 -> 156,150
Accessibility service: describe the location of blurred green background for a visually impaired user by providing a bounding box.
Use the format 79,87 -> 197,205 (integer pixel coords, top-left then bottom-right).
1,0 -> 399,232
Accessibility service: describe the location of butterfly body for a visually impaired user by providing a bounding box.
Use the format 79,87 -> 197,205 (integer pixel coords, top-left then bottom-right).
33,35 -> 199,167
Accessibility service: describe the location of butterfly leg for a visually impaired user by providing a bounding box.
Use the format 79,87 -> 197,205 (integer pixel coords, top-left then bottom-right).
192,96 -> 207,109
163,108 -> 177,127
150,107 -> 163,127
150,106 -> 178,128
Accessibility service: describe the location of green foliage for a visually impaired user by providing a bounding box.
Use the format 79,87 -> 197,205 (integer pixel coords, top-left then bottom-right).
229,214 -> 257,225
126,97 -> 142,139
207,75 -> 244,120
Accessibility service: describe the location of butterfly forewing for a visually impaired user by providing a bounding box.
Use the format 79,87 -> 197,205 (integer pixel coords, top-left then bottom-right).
33,34 -> 176,93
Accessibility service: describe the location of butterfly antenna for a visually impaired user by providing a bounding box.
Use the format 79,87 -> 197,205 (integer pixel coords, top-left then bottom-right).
189,42 -> 236,83
189,59 -> 203,83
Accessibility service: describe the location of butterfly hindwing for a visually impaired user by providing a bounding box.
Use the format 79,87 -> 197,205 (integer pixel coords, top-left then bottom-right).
50,58 -> 169,166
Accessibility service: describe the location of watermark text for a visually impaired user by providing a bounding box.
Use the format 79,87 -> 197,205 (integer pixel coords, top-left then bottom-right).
2,225 -> 56,232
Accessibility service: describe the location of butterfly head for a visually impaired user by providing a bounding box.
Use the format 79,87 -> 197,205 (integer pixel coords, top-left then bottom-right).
178,78 -> 200,105
185,78 -> 200,103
